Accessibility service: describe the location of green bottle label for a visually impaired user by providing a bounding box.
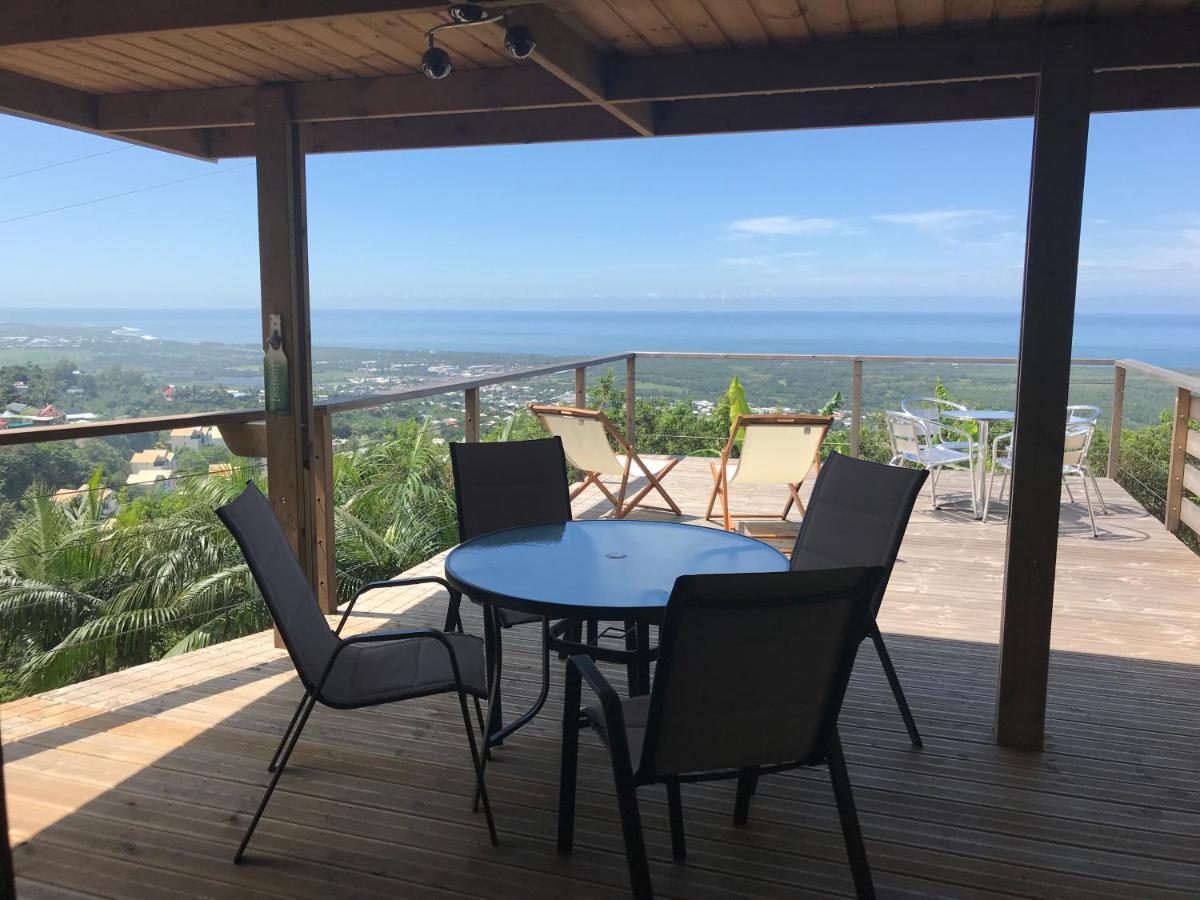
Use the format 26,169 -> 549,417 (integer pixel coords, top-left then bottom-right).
264,345 -> 289,414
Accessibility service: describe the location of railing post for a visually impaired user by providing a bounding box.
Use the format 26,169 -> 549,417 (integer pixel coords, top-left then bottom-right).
625,355 -> 636,444
849,359 -> 863,458
1165,386 -> 1190,532
464,387 -> 480,442
311,407 -> 337,615
1107,363 -> 1125,479
575,366 -> 587,408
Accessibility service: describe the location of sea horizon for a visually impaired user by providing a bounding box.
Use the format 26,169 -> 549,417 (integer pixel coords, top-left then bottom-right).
2,306 -> 1198,368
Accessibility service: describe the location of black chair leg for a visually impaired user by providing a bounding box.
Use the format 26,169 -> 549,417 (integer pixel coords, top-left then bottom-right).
611,759 -> 652,898
268,691 -> 308,773
827,730 -> 876,900
624,620 -> 640,694
235,692 -> 317,863
666,781 -> 686,861
482,606 -> 504,750
443,588 -> 464,633
870,627 -> 922,748
733,769 -> 758,825
456,689 -> 498,846
557,659 -> 583,854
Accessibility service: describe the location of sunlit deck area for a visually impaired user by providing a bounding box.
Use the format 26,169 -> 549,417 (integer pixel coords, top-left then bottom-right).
4,460 -> 1198,898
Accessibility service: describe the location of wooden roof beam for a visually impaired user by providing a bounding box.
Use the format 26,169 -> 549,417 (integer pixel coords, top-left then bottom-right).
506,5 -> 654,137
0,2 -> 527,47
181,67 -> 1200,159
0,67 -> 211,158
99,67 -> 587,132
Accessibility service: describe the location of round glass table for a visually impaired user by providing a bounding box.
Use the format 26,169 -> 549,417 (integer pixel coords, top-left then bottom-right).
445,519 -> 788,622
445,520 -> 788,740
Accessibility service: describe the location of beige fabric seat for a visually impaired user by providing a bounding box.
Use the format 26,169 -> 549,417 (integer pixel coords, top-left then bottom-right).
530,404 -> 682,519
705,414 -> 832,532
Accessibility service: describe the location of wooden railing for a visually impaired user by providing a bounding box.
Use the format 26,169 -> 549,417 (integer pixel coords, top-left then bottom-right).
10,350 -> 1200,605
1111,359 -> 1200,536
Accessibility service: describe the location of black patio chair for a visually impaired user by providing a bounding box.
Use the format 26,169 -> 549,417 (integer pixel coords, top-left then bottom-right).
217,482 -> 496,863
558,567 -> 884,900
449,436 -> 573,747
789,451 -> 929,747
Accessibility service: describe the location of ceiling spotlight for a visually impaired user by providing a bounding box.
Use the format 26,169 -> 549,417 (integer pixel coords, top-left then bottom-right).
504,24 -> 536,60
448,4 -> 490,23
421,43 -> 453,79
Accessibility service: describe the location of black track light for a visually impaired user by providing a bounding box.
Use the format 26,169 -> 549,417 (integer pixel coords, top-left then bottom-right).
421,44 -> 452,79
504,24 -> 536,60
448,4 -> 489,24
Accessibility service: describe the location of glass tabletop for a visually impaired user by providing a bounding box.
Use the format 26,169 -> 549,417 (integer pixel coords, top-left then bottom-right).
444,520 -> 789,620
943,409 -> 1014,421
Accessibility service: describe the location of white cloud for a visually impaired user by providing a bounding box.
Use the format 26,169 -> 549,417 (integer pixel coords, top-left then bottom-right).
727,215 -> 855,237
873,208 -> 1010,232
722,250 -> 819,267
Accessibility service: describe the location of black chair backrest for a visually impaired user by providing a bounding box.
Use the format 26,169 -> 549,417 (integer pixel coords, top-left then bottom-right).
791,452 -> 928,613
217,482 -> 336,693
640,567 -> 882,779
449,437 -> 573,542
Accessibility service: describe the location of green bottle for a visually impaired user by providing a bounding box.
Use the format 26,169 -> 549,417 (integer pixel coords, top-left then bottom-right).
264,314 -> 290,414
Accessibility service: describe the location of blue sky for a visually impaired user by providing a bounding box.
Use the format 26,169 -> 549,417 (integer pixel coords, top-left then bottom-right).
0,107 -> 1196,313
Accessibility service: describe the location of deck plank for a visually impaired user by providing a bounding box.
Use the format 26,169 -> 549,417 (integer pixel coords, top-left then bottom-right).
4,460 -> 1199,898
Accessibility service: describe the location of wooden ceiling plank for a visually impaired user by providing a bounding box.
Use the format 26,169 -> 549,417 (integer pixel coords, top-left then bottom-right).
78,38 -> 219,89
0,2 -> 525,47
0,49 -> 113,92
509,5 -> 657,135
698,0 -> 773,45
946,0 -> 999,26
0,45 -> 153,93
801,1 -> 858,39
568,2 -> 657,54
115,34 -> 248,86
649,0 -> 734,51
991,0 -> 1048,23
149,31 -> 284,83
281,21 -> 399,76
848,0 -> 903,34
896,0 -> 947,30
1042,0 -> 1098,18
245,24 -> 363,79
325,18 -> 421,73
201,28 -> 328,80
747,0 -> 814,42
604,0 -> 695,52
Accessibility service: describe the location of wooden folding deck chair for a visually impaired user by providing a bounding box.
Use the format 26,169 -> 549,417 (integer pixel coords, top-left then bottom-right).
706,413 -> 832,533
529,404 -> 681,519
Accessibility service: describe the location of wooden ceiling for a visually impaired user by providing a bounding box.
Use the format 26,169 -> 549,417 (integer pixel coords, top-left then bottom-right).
0,1 -> 1197,159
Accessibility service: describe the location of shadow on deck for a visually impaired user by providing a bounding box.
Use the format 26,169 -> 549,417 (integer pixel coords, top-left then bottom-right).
4,459 -> 1199,897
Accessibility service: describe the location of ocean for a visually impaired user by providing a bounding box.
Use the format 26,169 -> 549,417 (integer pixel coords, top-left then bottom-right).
4,308 -> 1198,368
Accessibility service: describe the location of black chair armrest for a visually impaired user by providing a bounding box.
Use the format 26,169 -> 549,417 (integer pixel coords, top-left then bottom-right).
569,654 -> 626,738
334,576 -> 460,635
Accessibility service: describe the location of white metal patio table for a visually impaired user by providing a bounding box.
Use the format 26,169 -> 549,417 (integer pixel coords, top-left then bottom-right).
942,408 -> 1014,519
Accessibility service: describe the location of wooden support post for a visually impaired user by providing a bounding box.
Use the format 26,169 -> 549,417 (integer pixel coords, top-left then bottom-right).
1107,364 -> 1125,478
625,355 -> 636,445
1164,386 -> 1191,532
464,387 -> 480,442
575,366 -> 587,408
996,33 -> 1092,751
849,359 -> 863,458
311,407 -> 337,615
255,85 -> 318,633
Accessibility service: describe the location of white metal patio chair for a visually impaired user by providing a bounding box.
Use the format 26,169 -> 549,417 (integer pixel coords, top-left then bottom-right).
900,396 -> 971,451
704,414 -> 832,533
984,423 -> 1103,536
1063,405 -> 1107,510
886,411 -> 976,510
529,404 -> 681,519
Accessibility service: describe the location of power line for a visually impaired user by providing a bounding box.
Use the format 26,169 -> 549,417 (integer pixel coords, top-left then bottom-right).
0,148 -> 129,181
0,162 -> 253,226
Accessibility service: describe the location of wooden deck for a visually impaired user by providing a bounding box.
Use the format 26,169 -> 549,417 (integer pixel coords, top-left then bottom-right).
4,460 -> 1199,898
